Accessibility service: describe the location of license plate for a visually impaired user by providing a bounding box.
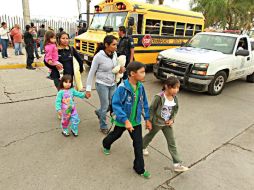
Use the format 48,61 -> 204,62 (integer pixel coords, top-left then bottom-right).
164,72 -> 175,78
84,55 -> 88,60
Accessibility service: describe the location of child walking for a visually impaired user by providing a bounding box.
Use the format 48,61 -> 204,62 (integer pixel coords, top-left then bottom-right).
142,76 -> 189,172
44,31 -> 63,78
55,75 -> 87,137
102,61 -> 152,179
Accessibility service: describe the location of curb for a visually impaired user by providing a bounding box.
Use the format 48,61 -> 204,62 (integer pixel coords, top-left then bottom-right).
0,62 -> 45,70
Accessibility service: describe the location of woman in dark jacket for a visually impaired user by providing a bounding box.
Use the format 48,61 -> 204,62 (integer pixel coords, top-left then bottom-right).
44,32 -> 84,90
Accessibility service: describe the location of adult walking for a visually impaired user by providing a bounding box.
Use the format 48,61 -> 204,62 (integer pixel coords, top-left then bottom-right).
117,26 -> 134,80
10,24 -> 24,56
24,25 -> 35,70
86,35 -> 125,134
0,22 -> 9,59
37,24 -> 46,54
30,22 -> 41,59
44,32 -> 84,90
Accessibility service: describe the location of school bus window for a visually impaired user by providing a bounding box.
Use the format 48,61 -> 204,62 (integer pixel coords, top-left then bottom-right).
104,12 -> 128,31
145,19 -> 161,35
130,13 -> 138,34
137,14 -> 143,34
185,24 -> 194,37
162,21 -> 175,36
195,25 -> 202,35
175,22 -> 185,36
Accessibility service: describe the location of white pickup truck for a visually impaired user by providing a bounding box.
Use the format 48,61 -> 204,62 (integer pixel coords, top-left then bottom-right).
153,32 -> 254,95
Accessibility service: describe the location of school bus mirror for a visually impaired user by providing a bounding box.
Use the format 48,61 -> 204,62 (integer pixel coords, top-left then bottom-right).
128,17 -> 135,27
103,26 -> 114,33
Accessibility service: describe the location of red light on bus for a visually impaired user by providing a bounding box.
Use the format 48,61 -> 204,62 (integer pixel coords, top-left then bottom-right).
117,4 -> 122,10
116,3 -> 126,10
94,5 -> 100,12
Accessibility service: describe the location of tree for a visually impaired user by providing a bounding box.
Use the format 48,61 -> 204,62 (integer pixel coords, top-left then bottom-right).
146,0 -> 164,5
22,0 -> 31,25
190,0 -> 254,29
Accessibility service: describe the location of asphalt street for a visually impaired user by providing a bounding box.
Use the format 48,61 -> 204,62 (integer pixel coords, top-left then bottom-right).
0,67 -> 253,190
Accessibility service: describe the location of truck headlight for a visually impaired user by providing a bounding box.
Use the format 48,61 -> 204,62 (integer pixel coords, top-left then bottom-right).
156,54 -> 164,64
192,63 -> 209,75
194,63 -> 209,69
75,40 -> 81,49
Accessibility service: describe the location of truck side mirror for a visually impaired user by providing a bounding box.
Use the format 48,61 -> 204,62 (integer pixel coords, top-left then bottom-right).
235,49 -> 249,56
128,17 -> 134,27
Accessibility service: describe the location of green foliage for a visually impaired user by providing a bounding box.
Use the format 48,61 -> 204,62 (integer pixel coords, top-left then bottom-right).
190,0 -> 254,29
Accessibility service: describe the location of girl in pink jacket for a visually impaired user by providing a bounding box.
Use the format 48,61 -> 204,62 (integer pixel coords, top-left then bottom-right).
44,31 -> 63,78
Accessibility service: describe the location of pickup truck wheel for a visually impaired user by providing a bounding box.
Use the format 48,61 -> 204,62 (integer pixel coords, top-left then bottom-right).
208,71 -> 227,95
246,72 -> 254,83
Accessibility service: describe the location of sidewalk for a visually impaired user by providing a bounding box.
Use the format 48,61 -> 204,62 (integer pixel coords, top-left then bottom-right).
0,47 -> 44,69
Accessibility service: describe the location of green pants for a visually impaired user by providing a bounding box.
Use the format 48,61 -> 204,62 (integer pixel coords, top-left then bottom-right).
143,124 -> 181,164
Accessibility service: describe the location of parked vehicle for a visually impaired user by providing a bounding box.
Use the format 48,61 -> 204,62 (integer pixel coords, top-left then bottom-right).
154,32 -> 254,95
74,0 -> 204,66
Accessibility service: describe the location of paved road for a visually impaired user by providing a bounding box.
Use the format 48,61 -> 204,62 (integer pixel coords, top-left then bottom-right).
0,67 -> 253,190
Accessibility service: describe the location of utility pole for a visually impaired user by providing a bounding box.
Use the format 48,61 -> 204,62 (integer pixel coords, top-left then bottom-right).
77,0 -> 81,16
86,0 -> 91,26
22,0 -> 31,25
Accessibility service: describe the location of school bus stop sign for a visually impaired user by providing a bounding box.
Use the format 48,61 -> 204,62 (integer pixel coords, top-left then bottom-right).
142,34 -> 152,47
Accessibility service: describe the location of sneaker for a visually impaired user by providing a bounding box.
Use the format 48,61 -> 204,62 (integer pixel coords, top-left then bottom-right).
62,129 -> 70,137
173,164 -> 189,172
4,57 -> 7,59
140,171 -> 151,179
143,148 -> 149,156
100,128 -> 109,134
71,129 -> 78,137
26,66 -> 36,70
103,147 -> 110,155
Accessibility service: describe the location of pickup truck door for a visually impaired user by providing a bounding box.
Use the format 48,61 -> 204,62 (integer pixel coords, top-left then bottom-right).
231,38 -> 252,79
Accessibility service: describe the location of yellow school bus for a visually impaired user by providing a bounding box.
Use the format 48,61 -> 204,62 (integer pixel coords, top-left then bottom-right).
74,0 -> 204,65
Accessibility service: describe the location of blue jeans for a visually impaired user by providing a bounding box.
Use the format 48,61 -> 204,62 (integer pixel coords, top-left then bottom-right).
14,43 -> 23,55
95,82 -> 116,129
33,42 -> 39,58
39,37 -> 44,54
1,39 -> 8,58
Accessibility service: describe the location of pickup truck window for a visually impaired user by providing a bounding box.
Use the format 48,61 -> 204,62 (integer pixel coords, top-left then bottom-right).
185,34 -> 237,54
251,41 -> 254,51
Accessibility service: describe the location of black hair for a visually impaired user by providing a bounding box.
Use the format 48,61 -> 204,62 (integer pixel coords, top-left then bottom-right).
41,24 -> 45,28
1,22 -> 6,27
119,26 -> 126,34
126,61 -> 146,76
57,31 -> 70,45
82,23 -> 87,28
162,76 -> 180,91
59,75 -> 73,89
94,35 -> 118,55
59,27 -> 64,32
30,22 -> 34,27
25,25 -> 31,31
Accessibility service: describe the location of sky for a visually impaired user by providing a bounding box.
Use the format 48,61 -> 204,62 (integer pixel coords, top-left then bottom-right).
0,0 -> 191,20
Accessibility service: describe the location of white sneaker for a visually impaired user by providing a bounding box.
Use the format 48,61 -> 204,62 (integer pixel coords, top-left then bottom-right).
173,163 -> 189,172
143,148 -> 149,156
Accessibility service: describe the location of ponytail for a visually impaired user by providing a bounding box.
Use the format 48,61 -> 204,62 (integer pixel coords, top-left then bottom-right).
94,42 -> 105,55
94,35 -> 118,55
